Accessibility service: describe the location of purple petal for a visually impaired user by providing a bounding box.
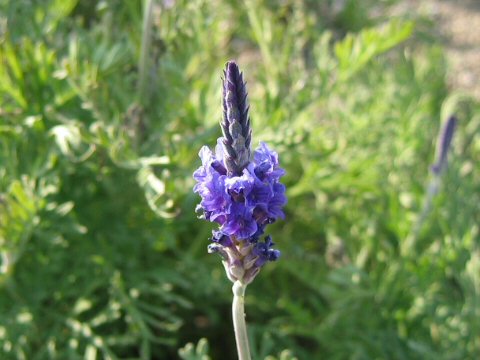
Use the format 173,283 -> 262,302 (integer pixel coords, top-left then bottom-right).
221,203 -> 257,239
254,142 -> 278,166
267,183 -> 287,219
247,180 -> 273,207
225,170 -> 255,199
199,146 -> 214,165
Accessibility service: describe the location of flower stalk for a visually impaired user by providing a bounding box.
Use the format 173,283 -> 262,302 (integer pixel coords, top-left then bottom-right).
232,281 -> 251,360
402,115 -> 457,255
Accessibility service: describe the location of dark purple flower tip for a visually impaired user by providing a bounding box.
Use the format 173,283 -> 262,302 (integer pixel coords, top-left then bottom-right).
431,115 -> 457,175
221,61 -> 252,176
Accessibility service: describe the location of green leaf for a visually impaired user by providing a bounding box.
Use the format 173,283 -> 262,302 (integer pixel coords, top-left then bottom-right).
178,338 -> 211,360
335,19 -> 414,80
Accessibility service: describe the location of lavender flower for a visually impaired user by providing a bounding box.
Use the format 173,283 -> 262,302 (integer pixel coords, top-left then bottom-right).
193,61 -> 286,285
431,115 -> 457,175
403,115 -> 458,256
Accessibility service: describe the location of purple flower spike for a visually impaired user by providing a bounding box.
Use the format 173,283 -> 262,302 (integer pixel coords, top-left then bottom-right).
193,61 -> 286,285
431,115 -> 457,175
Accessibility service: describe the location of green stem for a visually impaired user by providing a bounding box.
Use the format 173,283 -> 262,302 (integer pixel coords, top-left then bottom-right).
138,0 -> 154,105
402,175 -> 441,256
232,281 -> 251,360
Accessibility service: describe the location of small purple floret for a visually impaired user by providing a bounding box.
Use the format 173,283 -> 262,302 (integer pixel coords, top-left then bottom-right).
253,236 -> 281,267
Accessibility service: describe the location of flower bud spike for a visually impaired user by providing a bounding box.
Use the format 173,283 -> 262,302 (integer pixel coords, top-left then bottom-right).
221,61 -> 252,176
431,115 -> 457,175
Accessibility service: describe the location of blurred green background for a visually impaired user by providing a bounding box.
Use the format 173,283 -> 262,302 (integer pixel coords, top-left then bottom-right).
1,0 -> 479,359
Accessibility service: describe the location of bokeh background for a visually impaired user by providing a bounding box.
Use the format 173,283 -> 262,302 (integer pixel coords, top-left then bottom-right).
1,0 -> 479,359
